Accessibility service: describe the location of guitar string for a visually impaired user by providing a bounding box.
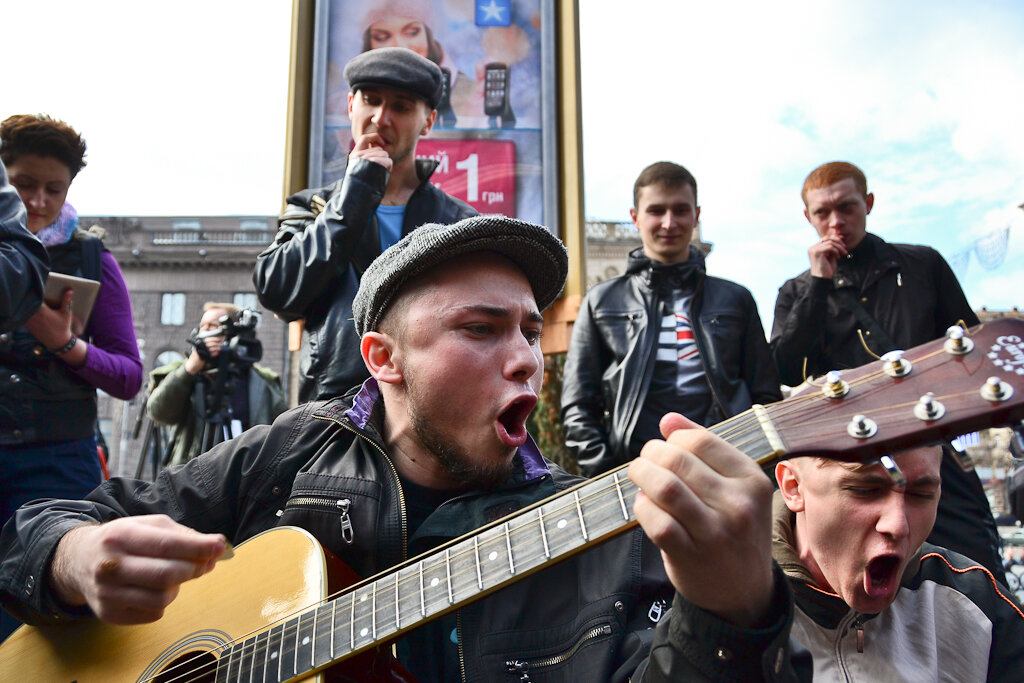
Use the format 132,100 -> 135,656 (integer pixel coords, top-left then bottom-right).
145,344 -> 973,680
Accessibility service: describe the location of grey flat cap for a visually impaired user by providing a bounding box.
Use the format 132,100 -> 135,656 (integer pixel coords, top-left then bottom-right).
344,47 -> 444,109
353,215 -> 568,336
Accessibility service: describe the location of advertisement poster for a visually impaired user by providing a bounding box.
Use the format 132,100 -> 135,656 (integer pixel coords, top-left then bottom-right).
314,0 -> 549,224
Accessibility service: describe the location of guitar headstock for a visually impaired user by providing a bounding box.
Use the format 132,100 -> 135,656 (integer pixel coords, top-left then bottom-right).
766,318 -> 1024,462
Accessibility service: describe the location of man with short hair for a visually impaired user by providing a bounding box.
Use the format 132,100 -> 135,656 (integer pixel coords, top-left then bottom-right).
146,302 -> 287,466
773,446 -> 1024,680
562,161 -> 781,477
0,216 -> 796,682
254,47 -> 476,402
770,161 -> 1003,580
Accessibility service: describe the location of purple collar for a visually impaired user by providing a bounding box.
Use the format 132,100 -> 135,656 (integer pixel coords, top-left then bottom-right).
345,378 -> 550,482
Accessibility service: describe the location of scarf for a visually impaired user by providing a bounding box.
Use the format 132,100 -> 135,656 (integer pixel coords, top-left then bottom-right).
35,203 -> 79,247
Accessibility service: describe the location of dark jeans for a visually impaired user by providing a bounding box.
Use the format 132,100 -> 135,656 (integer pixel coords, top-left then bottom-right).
0,436 -> 101,643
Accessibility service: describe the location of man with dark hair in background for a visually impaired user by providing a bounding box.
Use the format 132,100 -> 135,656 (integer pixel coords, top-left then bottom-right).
254,47 -> 475,402
770,160 -> 1003,580
562,161 -> 781,477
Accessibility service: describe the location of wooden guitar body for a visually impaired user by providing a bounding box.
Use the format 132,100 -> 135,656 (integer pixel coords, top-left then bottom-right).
0,527 -> 338,683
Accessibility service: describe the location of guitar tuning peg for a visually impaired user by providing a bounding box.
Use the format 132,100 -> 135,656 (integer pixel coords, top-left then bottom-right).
877,455 -> 907,487
881,350 -> 912,378
980,376 -> 1014,402
1009,422 -> 1024,460
823,370 -> 850,399
944,325 -> 974,355
947,434 -> 978,472
913,393 -> 945,421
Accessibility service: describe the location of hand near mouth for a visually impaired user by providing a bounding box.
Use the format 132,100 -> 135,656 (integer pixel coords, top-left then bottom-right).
809,232 -> 848,279
351,131 -> 393,171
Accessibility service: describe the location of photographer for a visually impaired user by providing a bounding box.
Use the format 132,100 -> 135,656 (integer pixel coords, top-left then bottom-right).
146,302 -> 286,466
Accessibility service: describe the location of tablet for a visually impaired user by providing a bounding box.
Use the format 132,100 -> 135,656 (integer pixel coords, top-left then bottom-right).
44,272 -> 101,328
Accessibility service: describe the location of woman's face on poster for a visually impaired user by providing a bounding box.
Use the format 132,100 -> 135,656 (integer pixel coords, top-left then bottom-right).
368,16 -> 430,58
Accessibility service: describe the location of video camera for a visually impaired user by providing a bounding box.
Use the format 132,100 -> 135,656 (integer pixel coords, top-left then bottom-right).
187,308 -> 263,365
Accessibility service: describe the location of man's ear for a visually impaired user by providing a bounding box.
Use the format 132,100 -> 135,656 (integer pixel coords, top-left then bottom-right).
629,207 -> 639,227
361,331 -> 403,384
421,107 -> 437,137
348,91 -> 356,118
864,192 -> 874,214
775,461 -> 805,513
803,208 -> 812,224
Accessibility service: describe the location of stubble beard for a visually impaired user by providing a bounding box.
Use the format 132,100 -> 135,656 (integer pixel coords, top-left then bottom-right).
405,371 -> 515,490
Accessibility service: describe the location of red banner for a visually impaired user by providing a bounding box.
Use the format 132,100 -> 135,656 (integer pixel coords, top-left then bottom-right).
417,139 -> 516,216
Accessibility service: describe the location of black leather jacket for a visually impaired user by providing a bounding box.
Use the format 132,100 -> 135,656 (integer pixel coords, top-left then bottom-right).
253,157 -> 476,401
0,159 -> 48,332
0,381 -> 795,682
562,247 -> 782,477
770,232 -> 980,387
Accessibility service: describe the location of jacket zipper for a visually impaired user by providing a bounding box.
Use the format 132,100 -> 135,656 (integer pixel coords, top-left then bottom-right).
504,624 -> 612,681
312,413 -> 409,561
833,611 -> 864,681
458,610 -> 467,682
283,496 -> 354,544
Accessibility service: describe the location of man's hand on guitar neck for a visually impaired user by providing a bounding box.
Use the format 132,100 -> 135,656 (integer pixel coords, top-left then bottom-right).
629,413 -> 776,628
48,515 -> 230,625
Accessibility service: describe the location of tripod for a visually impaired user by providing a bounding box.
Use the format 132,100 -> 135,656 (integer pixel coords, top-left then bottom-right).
195,350 -> 249,454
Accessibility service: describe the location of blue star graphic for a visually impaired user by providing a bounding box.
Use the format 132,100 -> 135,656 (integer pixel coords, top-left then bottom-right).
476,0 -> 511,27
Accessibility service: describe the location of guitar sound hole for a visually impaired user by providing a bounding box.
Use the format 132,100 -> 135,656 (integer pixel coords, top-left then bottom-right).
154,651 -> 217,683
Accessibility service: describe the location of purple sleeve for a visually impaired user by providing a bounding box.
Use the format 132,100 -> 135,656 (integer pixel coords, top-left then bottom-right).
71,251 -> 143,399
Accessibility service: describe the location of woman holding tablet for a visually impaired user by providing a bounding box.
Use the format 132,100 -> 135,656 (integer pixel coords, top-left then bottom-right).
0,115 -> 142,569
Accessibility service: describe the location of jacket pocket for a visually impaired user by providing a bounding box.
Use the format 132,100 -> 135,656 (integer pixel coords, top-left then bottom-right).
593,309 -> 645,359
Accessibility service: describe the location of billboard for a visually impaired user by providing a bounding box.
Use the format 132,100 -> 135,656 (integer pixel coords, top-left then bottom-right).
308,0 -> 557,226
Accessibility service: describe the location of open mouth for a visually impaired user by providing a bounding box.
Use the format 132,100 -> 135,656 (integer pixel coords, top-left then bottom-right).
496,397 -> 537,447
865,555 -> 900,595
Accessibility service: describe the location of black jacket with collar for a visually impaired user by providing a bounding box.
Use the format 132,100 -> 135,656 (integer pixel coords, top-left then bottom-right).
769,232 -> 979,387
0,381 -> 796,682
253,156 -> 476,401
0,160 -> 48,333
561,246 -> 782,478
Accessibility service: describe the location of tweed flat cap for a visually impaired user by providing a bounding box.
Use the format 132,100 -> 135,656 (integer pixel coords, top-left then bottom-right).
353,215 -> 568,336
344,47 -> 444,109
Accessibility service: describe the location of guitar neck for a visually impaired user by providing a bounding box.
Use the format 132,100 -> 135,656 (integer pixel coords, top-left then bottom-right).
218,317 -> 1024,681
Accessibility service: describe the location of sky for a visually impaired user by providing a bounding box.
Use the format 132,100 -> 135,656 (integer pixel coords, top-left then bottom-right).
5,0 -> 1023,329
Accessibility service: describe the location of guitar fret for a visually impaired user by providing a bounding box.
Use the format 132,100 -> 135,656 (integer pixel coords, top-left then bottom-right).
445,548 -> 455,603
276,620 -> 285,683
538,508 -> 550,558
613,473 -> 629,521
504,522 -> 516,574
574,490 -> 588,541
310,606 -> 318,670
419,560 -> 426,617
250,630 -> 266,683
395,571 -> 401,629
371,583 -> 378,640
330,599 -> 337,660
473,536 -> 483,588
349,590 -> 356,650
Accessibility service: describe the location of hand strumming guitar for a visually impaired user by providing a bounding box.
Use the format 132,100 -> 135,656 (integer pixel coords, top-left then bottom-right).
48,515 -> 229,625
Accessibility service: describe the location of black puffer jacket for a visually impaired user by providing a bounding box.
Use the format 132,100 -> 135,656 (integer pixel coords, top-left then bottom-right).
561,247 -> 782,477
253,156 -> 476,401
0,160 -> 48,332
0,381 -> 795,682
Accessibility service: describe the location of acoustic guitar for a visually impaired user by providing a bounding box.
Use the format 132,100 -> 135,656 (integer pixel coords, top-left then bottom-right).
2,318 -> 1023,682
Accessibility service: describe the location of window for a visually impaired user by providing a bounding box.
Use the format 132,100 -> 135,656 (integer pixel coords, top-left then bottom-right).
172,219 -> 202,231
161,293 -> 186,325
240,219 -> 268,231
233,292 -> 259,311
